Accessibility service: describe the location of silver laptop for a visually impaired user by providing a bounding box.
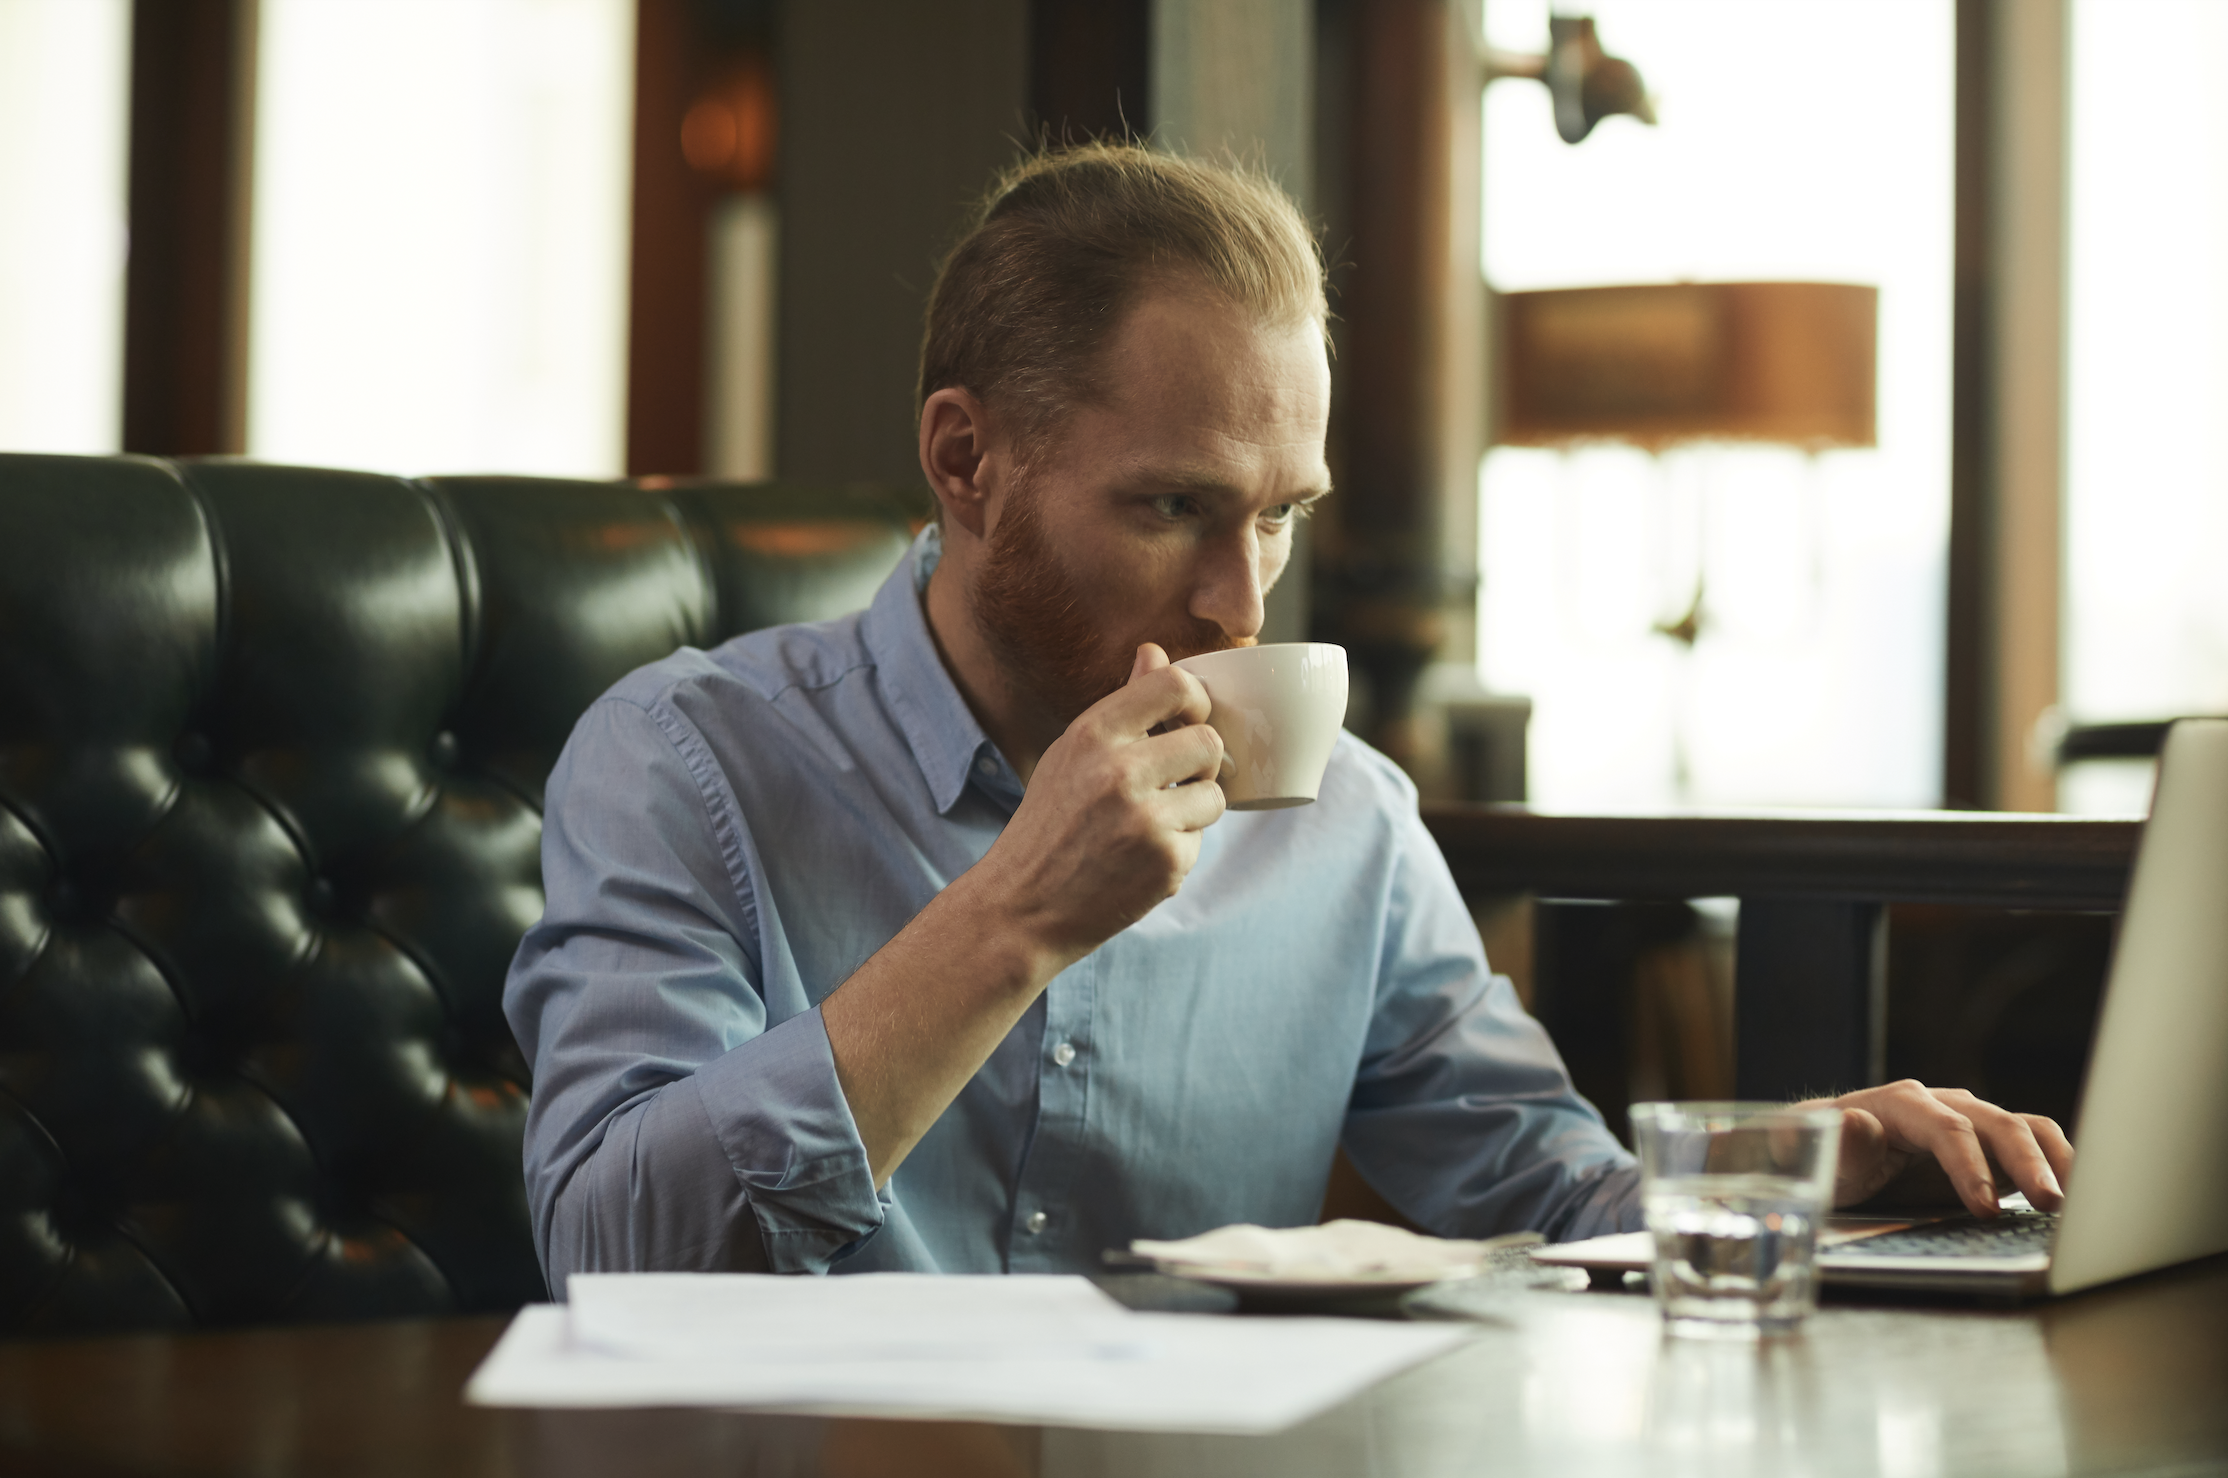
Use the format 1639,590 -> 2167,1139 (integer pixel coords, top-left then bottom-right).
1538,717 -> 2228,1298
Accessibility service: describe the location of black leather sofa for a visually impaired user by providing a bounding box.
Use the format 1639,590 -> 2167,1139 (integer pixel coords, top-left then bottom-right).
0,454 -> 920,1336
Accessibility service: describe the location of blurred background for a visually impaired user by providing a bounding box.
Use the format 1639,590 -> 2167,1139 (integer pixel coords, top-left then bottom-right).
2,0 -> 2222,820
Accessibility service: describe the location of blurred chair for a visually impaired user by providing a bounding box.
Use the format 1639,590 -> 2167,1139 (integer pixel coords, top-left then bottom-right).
2054,716 -> 2227,816
2057,719 -> 2222,766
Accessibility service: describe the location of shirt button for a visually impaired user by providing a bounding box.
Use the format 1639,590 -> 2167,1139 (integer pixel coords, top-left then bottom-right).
1024,1210 -> 1048,1235
1051,1041 -> 1076,1067
976,756 -> 997,775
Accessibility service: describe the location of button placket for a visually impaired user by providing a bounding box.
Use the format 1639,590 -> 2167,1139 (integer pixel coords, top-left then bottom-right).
1034,967 -> 1092,1131
1007,950 -> 1099,1270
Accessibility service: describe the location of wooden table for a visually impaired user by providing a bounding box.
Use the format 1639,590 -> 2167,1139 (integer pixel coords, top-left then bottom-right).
5,1257 -> 2224,1478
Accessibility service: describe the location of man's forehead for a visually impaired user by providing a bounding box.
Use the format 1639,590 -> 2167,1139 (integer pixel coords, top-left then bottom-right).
1094,294 -> 1328,425
1104,285 -> 1324,370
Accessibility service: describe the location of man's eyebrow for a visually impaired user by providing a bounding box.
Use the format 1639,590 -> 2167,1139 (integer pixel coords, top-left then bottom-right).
1134,468 -> 1336,504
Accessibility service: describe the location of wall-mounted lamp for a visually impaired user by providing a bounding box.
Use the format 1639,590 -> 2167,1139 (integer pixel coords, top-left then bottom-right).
1491,281 -> 1879,794
1497,282 -> 1878,452
1484,15 -> 1656,144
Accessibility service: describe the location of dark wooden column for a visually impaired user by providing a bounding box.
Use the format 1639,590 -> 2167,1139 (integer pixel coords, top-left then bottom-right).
1944,0 -> 1995,810
626,0 -> 777,479
1943,0 -> 2068,813
627,0 -> 714,478
773,0 -> 1028,488
1029,0 -> 1150,143
122,0 -> 251,457
1315,0 -> 1454,767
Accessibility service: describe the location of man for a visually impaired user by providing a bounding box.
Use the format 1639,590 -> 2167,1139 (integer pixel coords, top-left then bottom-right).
504,144 -> 2072,1284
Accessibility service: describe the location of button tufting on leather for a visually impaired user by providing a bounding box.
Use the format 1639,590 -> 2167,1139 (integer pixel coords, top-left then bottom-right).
173,1030 -> 228,1079
307,876 -> 338,918
430,730 -> 460,771
173,731 -> 213,775
48,1177 -> 103,1242
47,877 -> 83,921
45,877 -> 108,925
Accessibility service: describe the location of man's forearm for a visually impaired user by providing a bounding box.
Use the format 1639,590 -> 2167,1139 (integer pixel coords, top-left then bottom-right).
819,859 -> 1071,1186
819,644 -> 1226,1188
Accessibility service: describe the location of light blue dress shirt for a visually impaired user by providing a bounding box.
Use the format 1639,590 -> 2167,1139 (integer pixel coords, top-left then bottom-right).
505,529 -> 1640,1285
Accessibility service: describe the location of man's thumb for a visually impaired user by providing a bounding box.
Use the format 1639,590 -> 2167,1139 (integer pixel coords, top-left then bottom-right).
1130,642 -> 1170,681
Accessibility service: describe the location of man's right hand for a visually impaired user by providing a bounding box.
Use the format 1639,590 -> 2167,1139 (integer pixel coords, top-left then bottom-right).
976,642 -> 1227,968
821,643 -> 1226,1186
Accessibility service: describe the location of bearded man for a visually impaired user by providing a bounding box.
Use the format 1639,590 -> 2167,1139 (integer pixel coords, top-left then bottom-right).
504,144 -> 2072,1284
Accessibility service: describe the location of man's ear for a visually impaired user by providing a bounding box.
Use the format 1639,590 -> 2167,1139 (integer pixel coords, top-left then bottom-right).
919,388 -> 996,539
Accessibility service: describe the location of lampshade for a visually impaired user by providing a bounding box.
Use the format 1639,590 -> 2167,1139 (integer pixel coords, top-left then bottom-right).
1493,282 -> 1877,451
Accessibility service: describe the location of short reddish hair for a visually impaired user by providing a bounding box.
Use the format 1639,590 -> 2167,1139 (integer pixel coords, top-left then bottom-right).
918,143 -> 1326,450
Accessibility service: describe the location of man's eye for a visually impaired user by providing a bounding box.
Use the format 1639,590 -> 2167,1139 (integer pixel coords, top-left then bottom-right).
1151,494 -> 1197,520
1261,502 -> 1307,527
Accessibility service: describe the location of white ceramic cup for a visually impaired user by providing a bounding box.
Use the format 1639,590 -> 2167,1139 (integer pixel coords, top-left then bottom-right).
1171,643 -> 1349,810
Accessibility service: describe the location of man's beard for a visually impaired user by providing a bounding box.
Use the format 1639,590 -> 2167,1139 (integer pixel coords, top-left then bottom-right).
970,474 -> 1242,730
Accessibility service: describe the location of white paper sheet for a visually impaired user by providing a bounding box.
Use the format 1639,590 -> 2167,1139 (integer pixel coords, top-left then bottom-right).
567,1272 -> 1154,1363
466,1273 -> 1470,1435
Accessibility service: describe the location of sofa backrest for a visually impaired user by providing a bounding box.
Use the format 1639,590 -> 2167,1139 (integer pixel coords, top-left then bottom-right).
0,455 -> 920,1335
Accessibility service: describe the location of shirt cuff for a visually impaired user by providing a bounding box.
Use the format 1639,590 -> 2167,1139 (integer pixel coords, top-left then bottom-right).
1550,1160 -> 1645,1241
691,1006 -> 885,1274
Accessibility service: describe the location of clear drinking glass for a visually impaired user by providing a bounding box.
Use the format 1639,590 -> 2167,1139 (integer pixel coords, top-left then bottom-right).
1629,1102 -> 1844,1339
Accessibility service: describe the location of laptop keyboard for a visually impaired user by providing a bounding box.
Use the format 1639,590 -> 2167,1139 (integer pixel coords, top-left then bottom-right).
1833,1211 -> 2058,1259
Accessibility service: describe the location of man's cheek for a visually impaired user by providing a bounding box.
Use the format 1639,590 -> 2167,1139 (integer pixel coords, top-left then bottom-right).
1259,534 -> 1291,591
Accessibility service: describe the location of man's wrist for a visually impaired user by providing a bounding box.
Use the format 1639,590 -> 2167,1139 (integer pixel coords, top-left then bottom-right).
934,855 -> 1088,997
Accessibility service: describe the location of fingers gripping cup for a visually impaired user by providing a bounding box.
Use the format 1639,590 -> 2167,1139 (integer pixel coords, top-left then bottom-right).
1172,643 -> 1349,810
1630,1102 -> 1844,1339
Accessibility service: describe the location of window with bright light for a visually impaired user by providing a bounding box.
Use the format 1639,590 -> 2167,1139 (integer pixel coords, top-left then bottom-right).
1478,0 -> 1954,809
0,0 -> 131,454
2059,0 -> 2228,816
247,0 -> 635,477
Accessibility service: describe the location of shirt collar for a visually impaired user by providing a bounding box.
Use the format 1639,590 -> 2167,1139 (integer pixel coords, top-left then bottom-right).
859,525 -> 1014,815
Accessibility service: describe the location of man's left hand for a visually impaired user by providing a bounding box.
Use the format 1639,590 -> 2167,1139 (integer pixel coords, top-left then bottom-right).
1796,1080 -> 2074,1218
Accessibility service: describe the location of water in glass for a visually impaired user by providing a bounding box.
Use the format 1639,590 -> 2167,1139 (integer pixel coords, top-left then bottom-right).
1644,1171 -> 1822,1338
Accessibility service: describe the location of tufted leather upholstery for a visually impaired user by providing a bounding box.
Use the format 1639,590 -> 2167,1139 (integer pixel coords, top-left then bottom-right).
0,455 -> 921,1335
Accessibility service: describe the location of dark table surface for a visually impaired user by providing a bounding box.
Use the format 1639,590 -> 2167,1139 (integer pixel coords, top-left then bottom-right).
5,1256 -> 2225,1478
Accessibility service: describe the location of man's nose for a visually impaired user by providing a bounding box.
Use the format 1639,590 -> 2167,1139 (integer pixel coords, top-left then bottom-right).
1190,525 -> 1269,642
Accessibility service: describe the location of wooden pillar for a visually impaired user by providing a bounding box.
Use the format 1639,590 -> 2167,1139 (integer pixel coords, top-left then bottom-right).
122,0 -> 253,457
625,0 -> 713,478
1030,0 -> 1150,143
1943,0 -> 1993,810
1315,0 -> 1467,766
626,0 -> 779,480
1944,0 -> 2069,811
1986,0 -> 2069,815
774,0 -> 1029,487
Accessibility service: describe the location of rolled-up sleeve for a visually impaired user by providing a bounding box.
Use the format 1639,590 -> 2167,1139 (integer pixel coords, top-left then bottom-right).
1340,807 -> 1643,1242
503,696 -> 887,1286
